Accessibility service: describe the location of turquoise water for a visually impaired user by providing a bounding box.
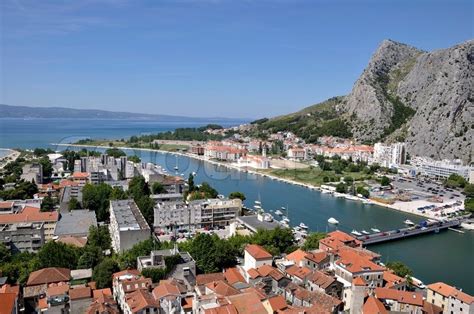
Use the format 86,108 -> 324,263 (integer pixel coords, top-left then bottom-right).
0,119 -> 472,293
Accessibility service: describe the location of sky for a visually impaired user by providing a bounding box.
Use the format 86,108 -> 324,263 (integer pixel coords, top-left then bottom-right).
1,0 -> 472,119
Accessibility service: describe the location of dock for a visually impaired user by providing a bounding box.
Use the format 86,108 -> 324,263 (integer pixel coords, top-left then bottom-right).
358,219 -> 463,245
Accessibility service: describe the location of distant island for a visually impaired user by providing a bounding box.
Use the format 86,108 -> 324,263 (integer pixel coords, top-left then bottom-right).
0,104 -> 244,123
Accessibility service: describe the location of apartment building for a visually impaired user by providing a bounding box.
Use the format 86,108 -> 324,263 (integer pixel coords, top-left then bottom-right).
427,282 -> 474,313
412,157 -> 474,182
0,206 -> 58,241
20,163 -> 43,184
153,198 -> 241,231
372,142 -> 406,167
109,200 -> 151,253
0,222 -> 45,253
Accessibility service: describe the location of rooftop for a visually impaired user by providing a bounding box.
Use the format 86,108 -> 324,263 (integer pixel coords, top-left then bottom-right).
245,244 -> 272,260
110,199 -> 150,231
54,210 -> 97,237
427,282 -> 474,304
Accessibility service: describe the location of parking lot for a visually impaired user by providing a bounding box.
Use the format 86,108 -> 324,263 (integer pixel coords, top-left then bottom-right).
390,176 -> 464,203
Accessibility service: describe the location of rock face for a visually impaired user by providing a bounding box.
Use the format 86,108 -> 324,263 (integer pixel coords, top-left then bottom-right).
341,39 -> 474,163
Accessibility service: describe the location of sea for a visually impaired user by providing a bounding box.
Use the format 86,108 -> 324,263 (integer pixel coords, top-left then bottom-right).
0,118 -> 472,293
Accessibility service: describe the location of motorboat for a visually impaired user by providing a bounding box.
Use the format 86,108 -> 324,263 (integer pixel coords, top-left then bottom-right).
404,219 -> 415,226
275,209 -> 283,216
371,228 -> 381,233
299,223 -> 309,229
328,217 -> 339,224
264,214 -> 273,222
255,200 -> 261,205
361,230 -> 370,235
351,230 -> 362,236
293,226 -> 302,232
321,189 -> 332,194
282,217 -> 290,223
254,205 -> 262,210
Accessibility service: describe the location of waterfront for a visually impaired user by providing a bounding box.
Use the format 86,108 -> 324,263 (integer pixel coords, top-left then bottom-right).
128,148 -> 473,293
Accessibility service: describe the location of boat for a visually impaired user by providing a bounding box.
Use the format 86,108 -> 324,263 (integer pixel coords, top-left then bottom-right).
299,223 -> 308,229
321,189 -> 332,194
344,195 -> 359,201
460,220 -> 474,230
264,214 -> 273,222
174,155 -> 179,171
404,219 -> 415,226
293,226 -> 302,232
192,171 -> 197,176
333,192 -> 344,198
255,200 -> 261,205
254,205 -> 261,210
275,209 -> 283,216
361,230 -> 370,235
371,228 -> 381,233
411,277 -> 426,289
351,230 -> 362,236
328,217 -> 339,224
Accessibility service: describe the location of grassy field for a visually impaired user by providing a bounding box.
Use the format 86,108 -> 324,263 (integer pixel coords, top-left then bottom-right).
259,166 -> 371,187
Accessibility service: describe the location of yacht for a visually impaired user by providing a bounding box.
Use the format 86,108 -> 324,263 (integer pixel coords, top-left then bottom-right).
321,189 -> 332,194
174,155 -> 179,171
299,223 -> 309,229
328,217 -> 339,225
371,228 -> 381,233
351,230 -> 362,236
282,217 -> 290,223
293,226 -> 302,232
264,214 -> 273,222
361,230 -> 370,235
275,209 -> 283,216
255,200 -> 261,205
404,219 -> 415,226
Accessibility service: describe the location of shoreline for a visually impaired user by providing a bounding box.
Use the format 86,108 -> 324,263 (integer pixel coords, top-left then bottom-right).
0,148 -> 20,170
54,143 -> 438,220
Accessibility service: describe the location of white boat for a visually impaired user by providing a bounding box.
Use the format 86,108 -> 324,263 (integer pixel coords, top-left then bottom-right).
282,217 -> 290,223
328,217 -> 339,224
192,171 -> 197,176
351,230 -> 362,236
371,228 -> 381,233
411,277 -> 426,289
344,195 -> 359,201
255,200 -> 261,205
254,205 -> 261,210
361,230 -> 370,235
275,209 -> 283,216
293,226 -> 302,232
404,219 -> 415,226
333,192 -> 344,198
299,223 -> 309,229
321,189 -> 332,194
461,220 -> 474,230
264,214 -> 273,222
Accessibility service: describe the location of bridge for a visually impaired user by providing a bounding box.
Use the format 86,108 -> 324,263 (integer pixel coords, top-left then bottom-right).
357,219 -> 464,245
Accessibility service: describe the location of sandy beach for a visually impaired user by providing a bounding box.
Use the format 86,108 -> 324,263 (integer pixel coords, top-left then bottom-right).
0,149 -> 20,170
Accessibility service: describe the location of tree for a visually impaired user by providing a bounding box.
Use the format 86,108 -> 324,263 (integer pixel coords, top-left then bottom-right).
344,176 -> 354,184
188,174 -> 195,192
93,258 -> 119,289
464,184 -> 474,198
82,183 -> 113,221
128,176 -> 150,199
380,176 -> 391,186
336,183 -> 347,194
0,243 -> 11,264
386,261 -> 413,278
252,227 -> 296,256
302,232 -> 326,251
110,187 -> 128,200
68,197 -> 81,211
41,195 -> 56,212
105,148 -> 126,158
37,241 -> 81,269
229,192 -> 246,201
128,155 -> 141,163
87,226 -> 111,251
152,182 -> 166,194
117,238 -> 161,269
77,246 -> 102,269
445,174 -> 467,188
39,157 -> 53,178
356,186 -> 370,198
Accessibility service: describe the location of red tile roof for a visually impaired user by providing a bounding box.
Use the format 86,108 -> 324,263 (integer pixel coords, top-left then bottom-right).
353,276 -> 366,286
46,282 -> 70,296
93,288 -> 112,300
227,292 -> 267,314
427,282 -> 474,304
69,286 -> 91,300
267,295 -> 288,311
286,266 -> 312,280
0,293 -> 16,314
72,172 -> 89,179
56,236 -> 87,248
335,248 -> 385,274
382,270 -> 406,288
286,249 -> 307,265
375,287 -> 423,307
0,206 -> 59,224
204,304 -> 238,314
307,271 -> 337,289
0,284 -> 20,297
223,268 -> 245,285
362,296 -> 388,314
126,289 -> 159,313
245,244 -> 272,260
196,273 -> 225,286
152,281 -> 181,299
27,267 -> 71,286
0,201 -> 13,209
206,281 -> 240,297
112,269 -> 141,279
304,250 -> 329,264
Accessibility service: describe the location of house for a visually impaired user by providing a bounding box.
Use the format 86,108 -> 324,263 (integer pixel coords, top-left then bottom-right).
374,287 -> 424,313
0,292 -> 18,314
69,286 -> 93,314
124,289 -> 160,314
223,268 -> 246,287
112,270 -> 152,311
243,244 -> 273,271
362,296 -> 388,314
306,270 -> 342,298
152,280 -> 184,314
287,148 -> 306,161
382,270 -> 407,290
303,250 -> 330,270
285,266 -> 312,286
426,282 -> 474,314
319,230 -> 362,252
263,294 -> 288,313
246,264 -> 290,295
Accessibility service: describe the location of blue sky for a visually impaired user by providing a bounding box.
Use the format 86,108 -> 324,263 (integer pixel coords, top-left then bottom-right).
1,0 -> 472,119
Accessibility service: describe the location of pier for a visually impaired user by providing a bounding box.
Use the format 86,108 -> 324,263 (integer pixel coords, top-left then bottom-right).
358,219 -> 464,245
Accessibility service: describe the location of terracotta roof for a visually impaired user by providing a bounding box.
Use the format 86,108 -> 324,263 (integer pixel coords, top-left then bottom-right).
422,300 -> 443,314
335,248 -> 385,274
247,268 -> 260,279
121,278 -> 152,294
126,289 -> 159,313
224,268 -> 245,285
427,282 -> 474,304
37,297 -> 48,311
69,286 -> 92,300
183,296 -> 193,310
285,266 -> 312,280
204,304 -> 238,314
319,230 -> 362,251
72,172 -> 89,179
0,206 -> 59,224
305,250 -> 329,264
267,295 -> 287,311
362,296 -> 388,314
307,271 -> 336,289
112,269 -> 141,280
206,281 -> 240,297
245,244 -> 272,260
286,249 -> 307,265
0,201 -> 14,209
353,276 -> 366,286
0,293 -> 16,314
152,281 -> 181,299
382,270 -> 406,288
86,295 -> 119,314
46,282 -> 70,296
375,287 -> 423,307
227,292 -> 267,314
27,267 -> 71,286
241,287 -> 266,300
0,284 -> 20,297
196,273 -> 225,286
93,288 -> 112,300
56,236 -> 87,248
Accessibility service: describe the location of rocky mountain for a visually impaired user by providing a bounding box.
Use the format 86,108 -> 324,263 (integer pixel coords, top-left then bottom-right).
255,39 -> 473,163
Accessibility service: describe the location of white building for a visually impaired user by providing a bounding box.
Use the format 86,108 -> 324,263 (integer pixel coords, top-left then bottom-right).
243,244 -> 273,271
109,200 -> 151,253
412,157 -> 474,182
372,142 -> 406,167
287,148 -> 307,161
21,163 -> 43,184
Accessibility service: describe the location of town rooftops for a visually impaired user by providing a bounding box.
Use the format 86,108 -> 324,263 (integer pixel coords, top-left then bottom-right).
335,247 -> 385,274
126,289 -> 159,313
286,265 -> 312,280
245,244 -> 272,260
0,293 -> 16,314
267,295 -> 288,311
286,249 -> 307,265
227,292 -> 268,314
196,273 -> 226,286
427,282 -> 474,304
307,271 -> 337,289
69,286 -> 92,300
352,276 -> 367,286
0,206 -> 59,224
305,250 -> 329,264
0,201 -> 14,209
319,230 -> 362,251
54,209 -> 97,237
382,270 -> 406,288
152,280 -> 181,299
110,199 -> 150,231
362,296 -> 388,314
27,267 -> 71,286
72,172 -> 89,179
375,287 -> 423,307
112,269 -> 141,280
56,236 -> 88,248
223,268 -> 246,285
206,281 -> 240,297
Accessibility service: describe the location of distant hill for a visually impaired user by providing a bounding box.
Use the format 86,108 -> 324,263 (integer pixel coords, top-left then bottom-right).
254,39 -> 473,163
0,104 -> 242,123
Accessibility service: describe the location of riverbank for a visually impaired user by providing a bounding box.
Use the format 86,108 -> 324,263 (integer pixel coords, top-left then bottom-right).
0,149 -> 20,170
55,143 -> 439,220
